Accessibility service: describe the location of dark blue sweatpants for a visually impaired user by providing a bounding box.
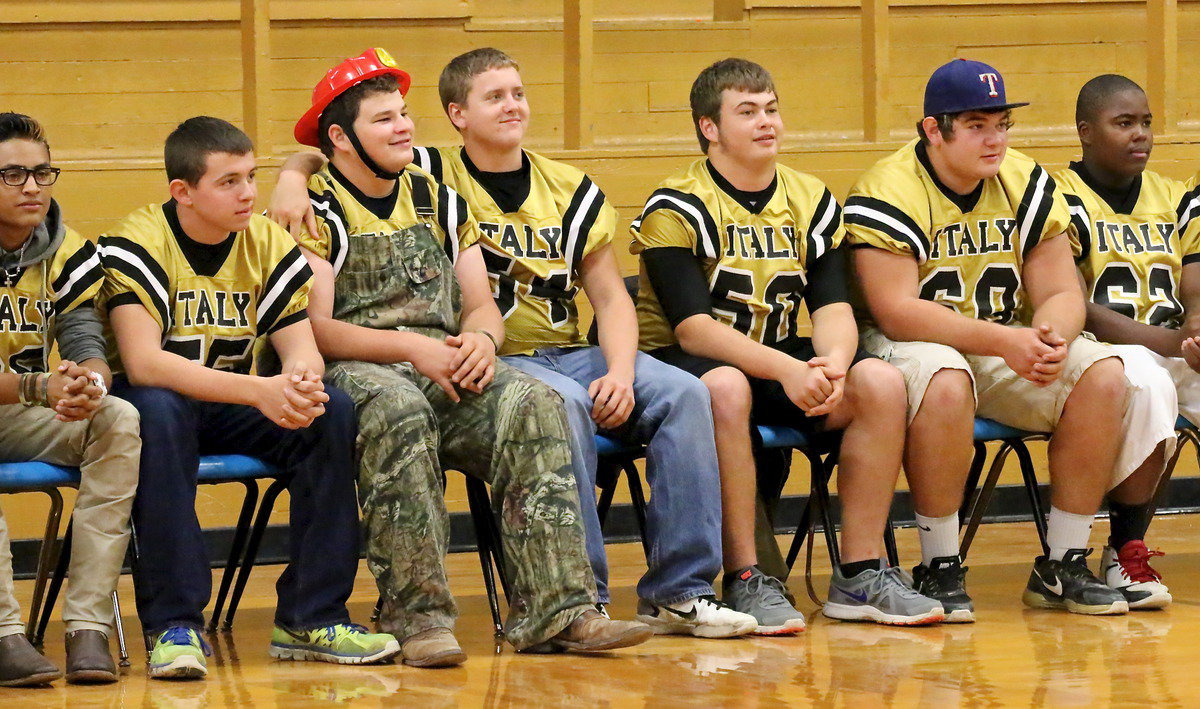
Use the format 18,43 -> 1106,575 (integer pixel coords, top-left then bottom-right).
113,379 -> 360,636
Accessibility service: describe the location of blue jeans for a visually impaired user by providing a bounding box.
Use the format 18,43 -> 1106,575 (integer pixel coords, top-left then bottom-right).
503,347 -> 722,605
113,379 -> 360,636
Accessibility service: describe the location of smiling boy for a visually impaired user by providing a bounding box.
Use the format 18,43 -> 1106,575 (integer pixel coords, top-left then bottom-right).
847,59 -> 1174,618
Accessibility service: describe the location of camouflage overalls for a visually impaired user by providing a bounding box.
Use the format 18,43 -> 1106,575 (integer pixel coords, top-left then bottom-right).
324,180 -> 596,649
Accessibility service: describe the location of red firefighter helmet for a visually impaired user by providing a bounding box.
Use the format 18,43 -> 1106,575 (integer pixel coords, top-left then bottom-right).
294,48 -> 411,147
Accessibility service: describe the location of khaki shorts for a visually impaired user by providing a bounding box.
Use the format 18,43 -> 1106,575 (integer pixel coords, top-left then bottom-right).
860,327 -> 1118,432
862,328 -> 1177,488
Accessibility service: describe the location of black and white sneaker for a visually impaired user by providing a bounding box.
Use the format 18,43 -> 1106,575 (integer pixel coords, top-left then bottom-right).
635,595 -> 757,638
1022,549 -> 1129,615
913,556 -> 976,623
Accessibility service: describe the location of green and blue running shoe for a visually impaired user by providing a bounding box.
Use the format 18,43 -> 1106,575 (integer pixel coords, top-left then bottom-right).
148,626 -> 209,680
268,623 -> 400,665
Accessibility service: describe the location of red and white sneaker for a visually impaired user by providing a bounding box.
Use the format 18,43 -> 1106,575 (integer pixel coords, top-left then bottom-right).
1102,541 -> 1172,610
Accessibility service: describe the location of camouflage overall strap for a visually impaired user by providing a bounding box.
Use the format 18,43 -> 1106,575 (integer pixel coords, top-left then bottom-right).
410,173 -> 436,220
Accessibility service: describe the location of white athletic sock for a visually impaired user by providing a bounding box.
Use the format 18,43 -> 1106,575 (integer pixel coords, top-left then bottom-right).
1046,507 -> 1094,561
915,513 -> 959,566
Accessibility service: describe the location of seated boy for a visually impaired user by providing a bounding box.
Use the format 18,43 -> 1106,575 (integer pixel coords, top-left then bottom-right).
0,112 -> 139,685
100,116 -> 397,679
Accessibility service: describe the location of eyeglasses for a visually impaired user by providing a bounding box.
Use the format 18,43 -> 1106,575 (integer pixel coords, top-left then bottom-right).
0,166 -> 61,187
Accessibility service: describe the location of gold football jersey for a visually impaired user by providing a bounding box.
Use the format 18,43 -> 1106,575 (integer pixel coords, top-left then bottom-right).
630,159 -> 844,351
1058,166 -> 1200,328
299,163 -> 476,272
413,146 -> 616,356
845,140 -> 1070,326
99,202 -> 312,375
0,226 -> 102,373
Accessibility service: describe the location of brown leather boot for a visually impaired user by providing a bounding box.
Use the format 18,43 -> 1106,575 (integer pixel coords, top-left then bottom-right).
65,629 -> 117,684
400,628 -> 466,668
524,609 -> 652,653
0,633 -> 61,686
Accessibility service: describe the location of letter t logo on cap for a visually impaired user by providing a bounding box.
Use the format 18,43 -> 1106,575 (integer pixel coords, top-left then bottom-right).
979,72 -> 1000,97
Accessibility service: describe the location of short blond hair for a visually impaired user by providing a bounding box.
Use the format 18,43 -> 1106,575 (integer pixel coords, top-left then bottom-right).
439,48 -> 520,112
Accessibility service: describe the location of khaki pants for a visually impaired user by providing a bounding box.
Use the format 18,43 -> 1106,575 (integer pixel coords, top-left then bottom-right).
862,328 -> 1173,489
0,397 -> 139,635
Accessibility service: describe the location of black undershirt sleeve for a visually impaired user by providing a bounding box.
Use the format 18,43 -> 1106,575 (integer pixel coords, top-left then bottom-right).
641,247 -> 713,328
804,245 -> 850,311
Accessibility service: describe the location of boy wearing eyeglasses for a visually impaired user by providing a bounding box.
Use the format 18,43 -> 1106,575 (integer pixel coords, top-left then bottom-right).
0,112 -> 140,685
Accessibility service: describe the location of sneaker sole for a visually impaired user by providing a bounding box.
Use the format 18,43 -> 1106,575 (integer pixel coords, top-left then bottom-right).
822,603 -> 945,626
0,669 -> 62,687
941,608 -> 976,624
1127,591 -> 1172,610
1021,589 -> 1129,615
751,619 -> 806,636
268,639 -> 401,665
634,614 -> 757,639
148,654 -> 207,680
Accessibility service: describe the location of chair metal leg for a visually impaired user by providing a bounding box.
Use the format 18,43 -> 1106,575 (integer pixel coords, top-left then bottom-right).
1149,430 -> 1191,516
623,462 -> 651,557
35,519 -> 73,646
808,461 -> 841,569
111,590 -> 129,667
959,443 -> 1015,559
223,477 -> 287,631
1012,441 -> 1049,555
883,515 -> 900,568
209,480 -> 259,632
465,477 -> 504,637
592,460 -> 619,527
959,442 -> 988,526
27,488 -> 65,644
785,494 -> 815,572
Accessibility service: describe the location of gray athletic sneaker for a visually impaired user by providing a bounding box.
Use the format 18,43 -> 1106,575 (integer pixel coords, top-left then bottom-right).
823,563 -> 944,626
722,567 -> 806,635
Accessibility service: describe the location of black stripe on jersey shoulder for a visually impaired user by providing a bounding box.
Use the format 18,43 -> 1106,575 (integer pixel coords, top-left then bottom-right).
1015,165 -> 1054,258
308,186 -> 349,270
268,309 -> 308,335
636,187 -> 721,259
257,247 -> 313,336
563,176 -> 605,270
1178,182 -> 1200,233
805,188 -> 842,268
411,147 -> 444,183
1063,193 -> 1092,262
52,240 -> 103,312
435,182 -> 467,263
843,195 -> 930,259
98,235 -> 172,328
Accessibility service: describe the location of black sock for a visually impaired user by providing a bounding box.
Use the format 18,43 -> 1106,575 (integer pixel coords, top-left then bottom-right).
840,559 -> 881,578
723,566 -> 756,585
1108,499 -> 1154,550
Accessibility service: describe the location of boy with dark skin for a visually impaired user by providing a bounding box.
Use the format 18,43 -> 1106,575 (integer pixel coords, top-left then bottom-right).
1056,74 -> 1200,608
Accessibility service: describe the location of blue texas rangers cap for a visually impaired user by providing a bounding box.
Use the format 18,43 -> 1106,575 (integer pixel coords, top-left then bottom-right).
923,58 -> 1030,117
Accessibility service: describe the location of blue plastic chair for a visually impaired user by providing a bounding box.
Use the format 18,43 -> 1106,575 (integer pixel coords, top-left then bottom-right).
33,455 -> 283,656
760,425 -> 904,604
0,461 -> 87,646
460,433 -> 653,640
961,415 -> 1197,560
593,434 -> 649,556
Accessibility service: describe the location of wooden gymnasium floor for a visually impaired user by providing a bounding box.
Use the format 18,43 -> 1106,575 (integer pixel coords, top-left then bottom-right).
9,513 -> 1200,707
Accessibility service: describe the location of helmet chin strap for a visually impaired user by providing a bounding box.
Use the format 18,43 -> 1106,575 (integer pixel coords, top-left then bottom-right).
342,123 -> 401,180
